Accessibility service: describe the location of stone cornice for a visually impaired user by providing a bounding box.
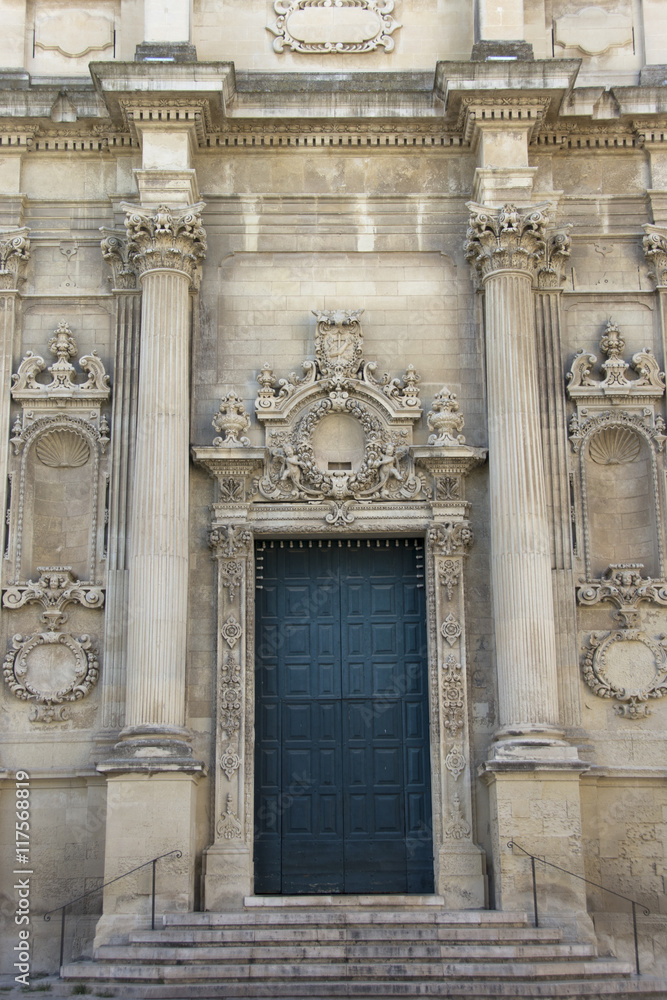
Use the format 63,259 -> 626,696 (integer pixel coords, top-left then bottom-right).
0,227 -> 30,291
121,202 -> 207,284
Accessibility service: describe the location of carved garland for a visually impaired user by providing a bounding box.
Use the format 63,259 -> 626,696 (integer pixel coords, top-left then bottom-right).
257,395 -> 426,502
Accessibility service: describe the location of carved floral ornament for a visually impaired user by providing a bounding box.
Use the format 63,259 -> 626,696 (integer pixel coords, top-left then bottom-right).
11,320 -> 110,406
118,202 -> 207,284
465,203 -> 571,287
643,225 -> 667,287
0,228 -> 30,291
267,0 -> 401,55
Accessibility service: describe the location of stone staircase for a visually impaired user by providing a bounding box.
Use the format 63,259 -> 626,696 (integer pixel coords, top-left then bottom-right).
60,896 -> 667,999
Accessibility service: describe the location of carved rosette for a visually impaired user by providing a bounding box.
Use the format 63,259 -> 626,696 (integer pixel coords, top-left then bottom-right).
209,524 -> 252,844
0,229 -> 30,291
643,225 -> 667,287
100,229 -> 137,290
465,203 -> 552,283
122,203 -> 207,284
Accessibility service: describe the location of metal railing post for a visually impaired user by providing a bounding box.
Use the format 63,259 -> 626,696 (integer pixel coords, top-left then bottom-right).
508,841 -> 649,976
44,849 -> 182,974
59,907 -> 66,971
151,858 -> 157,931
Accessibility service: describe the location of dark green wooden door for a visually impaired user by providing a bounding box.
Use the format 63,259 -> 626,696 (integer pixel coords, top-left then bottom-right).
254,539 -> 433,895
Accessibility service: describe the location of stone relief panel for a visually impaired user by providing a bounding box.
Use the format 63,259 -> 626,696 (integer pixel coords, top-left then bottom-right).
2,321 -> 110,723
268,0 -> 401,54
553,4 -> 633,58
31,4 -> 116,76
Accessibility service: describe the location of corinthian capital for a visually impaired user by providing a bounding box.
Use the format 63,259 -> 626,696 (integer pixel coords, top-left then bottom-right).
464,203 -> 552,283
100,229 -> 137,290
121,202 -> 207,284
643,225 -> 667,287
0,228 -> 30,291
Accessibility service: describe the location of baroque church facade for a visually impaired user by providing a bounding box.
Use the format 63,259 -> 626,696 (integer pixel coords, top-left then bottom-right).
2,0 -> 667,992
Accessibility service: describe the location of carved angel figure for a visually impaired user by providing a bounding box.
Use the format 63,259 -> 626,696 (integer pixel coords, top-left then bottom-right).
372,441 -> 405,490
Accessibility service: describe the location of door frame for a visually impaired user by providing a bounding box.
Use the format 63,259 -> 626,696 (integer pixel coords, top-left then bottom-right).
192,466 -> 487,911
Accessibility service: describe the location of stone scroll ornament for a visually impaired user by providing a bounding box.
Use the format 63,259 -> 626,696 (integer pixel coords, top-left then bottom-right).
268,0 -> 401,55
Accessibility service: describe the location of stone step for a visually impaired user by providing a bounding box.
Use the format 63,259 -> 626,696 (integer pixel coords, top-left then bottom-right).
163,908 -> 531,928
130,924 -> 565,945
97,941 -> 598,964
62,958 -> 634,981
10,976 -> 667,1000
244,894 -> 447,907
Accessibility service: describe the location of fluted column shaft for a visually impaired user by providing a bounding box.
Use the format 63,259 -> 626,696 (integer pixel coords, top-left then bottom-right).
483,268 -> 559,731
125,268 -> 190,733
465,203 -> 567,740
536,288 -> 581,730
0,230 -> 30,571
116,203 -> 206,750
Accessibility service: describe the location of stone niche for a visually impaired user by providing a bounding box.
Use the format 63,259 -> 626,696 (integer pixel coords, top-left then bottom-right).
585,426 -> 659,578
21,426 -> 97,580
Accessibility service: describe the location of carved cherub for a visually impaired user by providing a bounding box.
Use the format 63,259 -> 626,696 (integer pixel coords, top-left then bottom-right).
373,441 -> 406,490
277,443 -> 304,489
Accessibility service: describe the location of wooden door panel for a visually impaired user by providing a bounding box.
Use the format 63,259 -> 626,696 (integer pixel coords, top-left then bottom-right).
254,540 -> 433,895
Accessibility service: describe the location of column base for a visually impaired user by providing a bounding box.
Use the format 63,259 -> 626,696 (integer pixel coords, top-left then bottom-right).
480,761 -> 595,942
97,724 -> 205,772
94,771 -> 202,948
134,42 -> 198,62
436,843 -> 487,909
488,724 -> 583,765
203,844 -> 252,911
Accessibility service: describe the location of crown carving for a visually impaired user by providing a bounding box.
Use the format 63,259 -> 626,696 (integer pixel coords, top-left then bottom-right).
11,321 -> 110,403
567,320 -> 665,401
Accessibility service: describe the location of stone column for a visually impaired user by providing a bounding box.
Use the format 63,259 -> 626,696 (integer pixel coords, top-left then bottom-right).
0,230 -> 30,573
118,202 -> 206,755
465,203 -> 561,745
535,232 -> 582,733
466,204 -> 591,937
95,205 -> 205,942
98,230 -> 142,735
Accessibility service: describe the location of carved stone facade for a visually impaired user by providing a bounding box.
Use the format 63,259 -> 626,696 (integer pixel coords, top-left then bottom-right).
2,0 -> 667,985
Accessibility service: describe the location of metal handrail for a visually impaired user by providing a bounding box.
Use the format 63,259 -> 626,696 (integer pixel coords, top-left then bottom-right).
43,849 -> 182,971
508,840 -> 650,975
